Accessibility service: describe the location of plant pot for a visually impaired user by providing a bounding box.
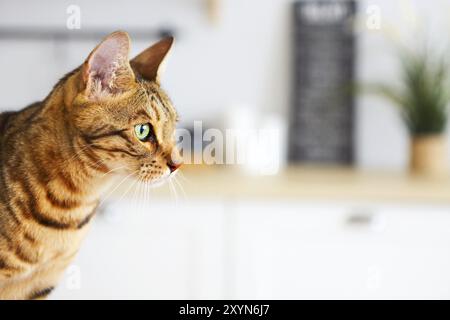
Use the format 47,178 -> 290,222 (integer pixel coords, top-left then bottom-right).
410,135 -> 448,176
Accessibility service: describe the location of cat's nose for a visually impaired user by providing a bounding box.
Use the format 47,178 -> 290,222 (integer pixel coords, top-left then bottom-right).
167,161 -> 182,173
168,148 -> 182,173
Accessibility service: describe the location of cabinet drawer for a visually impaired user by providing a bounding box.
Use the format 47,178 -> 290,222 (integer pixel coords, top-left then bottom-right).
232,201 -> 450,299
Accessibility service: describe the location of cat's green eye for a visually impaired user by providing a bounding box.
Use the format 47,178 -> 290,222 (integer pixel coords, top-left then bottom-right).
134,123 -> 152,141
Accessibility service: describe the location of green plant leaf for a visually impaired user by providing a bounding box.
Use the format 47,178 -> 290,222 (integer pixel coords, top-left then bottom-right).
364,48 -> 450,135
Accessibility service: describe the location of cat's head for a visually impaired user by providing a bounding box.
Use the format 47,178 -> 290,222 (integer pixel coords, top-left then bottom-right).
69,31 -> 181,184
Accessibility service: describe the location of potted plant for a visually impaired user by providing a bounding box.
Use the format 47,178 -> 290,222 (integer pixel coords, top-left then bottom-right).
371,49 -> 450,176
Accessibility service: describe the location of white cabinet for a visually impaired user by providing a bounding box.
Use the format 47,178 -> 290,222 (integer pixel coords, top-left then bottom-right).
52,198 -> 450,299
52,200 -> 225,299
232,201 -> 450,299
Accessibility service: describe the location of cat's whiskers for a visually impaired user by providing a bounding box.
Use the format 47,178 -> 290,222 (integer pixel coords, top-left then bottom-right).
144,180 -> 154,214
172,175 -> 187,201
117,175 -> 138,203
143,181 -> 148,205
142,181 -> 148,209
100,165 -> 128,178
134,180 -> 142,212
176,170 -> 191,185
167,178 -> 173,202
99,170 -> 138,207
130,180 -> 141,212
148,181 -> 153,207
140,181 -> 147,213
141,181 -> 147,212
168,178 -> 179,205
131,178 -> 142,212
139,180 -> 147,211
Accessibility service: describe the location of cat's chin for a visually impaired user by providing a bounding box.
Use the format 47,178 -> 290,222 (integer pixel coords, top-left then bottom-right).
147,170 -> 172,188
148,178 -> 167,188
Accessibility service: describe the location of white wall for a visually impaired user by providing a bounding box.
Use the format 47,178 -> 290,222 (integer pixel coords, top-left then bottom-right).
0,0 -> 449,170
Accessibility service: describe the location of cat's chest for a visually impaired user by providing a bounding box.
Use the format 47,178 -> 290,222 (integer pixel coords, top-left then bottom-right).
45,225 -> 90,251
42,222 -> 92,254
31,208 -> 96,264
10,221 -> 92,286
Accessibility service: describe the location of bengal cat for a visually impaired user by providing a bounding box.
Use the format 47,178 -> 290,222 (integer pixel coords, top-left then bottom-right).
0,31 -> 181,299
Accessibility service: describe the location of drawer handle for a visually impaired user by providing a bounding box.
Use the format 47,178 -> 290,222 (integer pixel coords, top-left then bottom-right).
346,208 -> 378,227
346,212 -> 374,226
345,210 -> 385,232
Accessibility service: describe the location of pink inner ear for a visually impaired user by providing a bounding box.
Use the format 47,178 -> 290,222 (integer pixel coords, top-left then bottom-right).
86,32 -> 131,91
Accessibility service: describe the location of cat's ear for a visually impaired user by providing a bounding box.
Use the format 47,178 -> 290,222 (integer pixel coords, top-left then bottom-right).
82,31 -> 135,98
130,37 -> 174,84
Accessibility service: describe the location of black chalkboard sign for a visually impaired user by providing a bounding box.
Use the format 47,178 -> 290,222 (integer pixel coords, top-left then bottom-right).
288,0 -> 356,164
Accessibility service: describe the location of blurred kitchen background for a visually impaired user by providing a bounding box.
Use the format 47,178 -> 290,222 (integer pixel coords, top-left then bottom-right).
1,0 -> 450,299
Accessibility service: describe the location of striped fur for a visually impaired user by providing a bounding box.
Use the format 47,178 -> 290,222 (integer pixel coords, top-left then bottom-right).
0,31 -> 181,299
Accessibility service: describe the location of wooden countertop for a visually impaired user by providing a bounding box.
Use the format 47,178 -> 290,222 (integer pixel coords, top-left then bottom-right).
112,166 -> 450,204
